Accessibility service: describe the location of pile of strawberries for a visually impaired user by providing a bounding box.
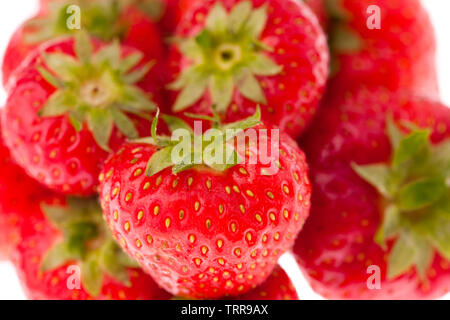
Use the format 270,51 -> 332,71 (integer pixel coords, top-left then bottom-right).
0,0 -> 449,300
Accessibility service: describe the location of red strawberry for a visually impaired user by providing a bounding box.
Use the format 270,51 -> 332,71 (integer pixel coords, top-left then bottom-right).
165,0 -> 329,139
0,111 -> 55,261
2,34 -> 161,196
12,196 -> 170,300
327,0 -> 438,98
99,111 -> 311,298
294,86 -> 450,299
234,265 -> 298,300
4,0 -> 164,90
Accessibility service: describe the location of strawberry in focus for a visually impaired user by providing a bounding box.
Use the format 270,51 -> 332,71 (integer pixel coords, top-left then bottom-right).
294,87 -> 450,299
327,0 -> 439,98
234,265 -> 298,300
99,110 -> 311,298
12,196 -> 170,300
4,0 -> 164,90
2,34 -> 160,196
165,0 -> 329,139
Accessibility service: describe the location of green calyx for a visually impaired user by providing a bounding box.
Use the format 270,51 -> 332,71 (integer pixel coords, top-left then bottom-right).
41,197 -> 139,297
25,0 -> 129,44
169,1 -> 282,113
38,32 -> 155,151
134,106 -> 262,177
352,117 -> 450,281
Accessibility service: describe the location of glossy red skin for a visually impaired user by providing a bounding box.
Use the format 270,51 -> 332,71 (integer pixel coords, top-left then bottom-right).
3,2 -> 165,91
330,0 -> 439,98
0,112 -> 55,261
158,0 -> 201,35
100,126 -> 311,298
11,197 -> 171,300
2,38 -> 157,196
166,0 -> 329,139
294,87 -> 450,300
234,265 -> 298,300
303,0 -> 327,30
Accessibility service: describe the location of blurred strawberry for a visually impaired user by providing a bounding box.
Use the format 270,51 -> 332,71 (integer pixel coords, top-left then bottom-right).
12,196 -> 170,300
165,0 -> 329,139
327,0 -> 438,97
4,0 -> 164,90
294,87 -> 450,299
235,265 -> 298,300
0,111 -> 55,261
2,34 -> 161,196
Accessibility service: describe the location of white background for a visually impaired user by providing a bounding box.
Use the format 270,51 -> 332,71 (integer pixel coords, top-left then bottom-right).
0,0 -> 449,300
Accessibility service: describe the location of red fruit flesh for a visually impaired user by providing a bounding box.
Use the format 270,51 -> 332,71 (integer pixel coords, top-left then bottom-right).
329,0 -> 438,98
99,126 -> 311,298
235,265 -> 298,300
2,37 -> 157,196
294,87 -> 450,299
166,0 -> 329,139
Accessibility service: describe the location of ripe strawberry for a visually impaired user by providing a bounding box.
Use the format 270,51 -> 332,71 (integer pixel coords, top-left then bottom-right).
0,111 -> 55,261
2,33 -> 161,196
12,196 -> 170,300
234,265 -> 298,300
99,110 -> 311,298
165,0 -> 329,139
294,86 -> 450,299
3,0 -> 164,90
327,0 -> 438,97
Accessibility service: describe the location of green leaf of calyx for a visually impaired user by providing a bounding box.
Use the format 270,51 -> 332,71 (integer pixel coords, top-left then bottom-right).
87,109 -> 114,152
39,91 -> 78,117
374,205 -> 400,248
110,108 -> 139,140
396,177 -> 446,211
228,1 -> 252,33
205,3 -> 227,35
235,69 -> 267,104
249,53 -> 283,76
392,129 -> 431,169
74,31 -> 93,65
145,147 -> 174,177
81,253 -> 103,297
387,232 -> 417,279
244,4 -> 268,38
172,70 -> 209,112
351,163 -> 392,198
161,115 -> 193,134
41,243 -> 79,272
99,240 -> 133,286
386,115 -> 404,149
210,75 -> 234,114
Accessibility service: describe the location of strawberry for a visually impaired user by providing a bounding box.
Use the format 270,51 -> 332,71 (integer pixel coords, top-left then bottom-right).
327,0 -> 439,98
99,110 -> 311,298
3,0 -> 164,90
2,33 -> 161,196
234,265 -> 298,300
165,0 -> 329,139
12,196 -> 170,300
0,111 -> 56,261
294,86 -> 450,299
